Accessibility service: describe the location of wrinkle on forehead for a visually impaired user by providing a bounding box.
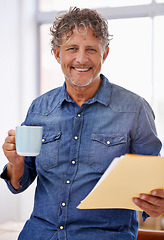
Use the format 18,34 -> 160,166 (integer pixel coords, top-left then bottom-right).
61,26 -> 97,46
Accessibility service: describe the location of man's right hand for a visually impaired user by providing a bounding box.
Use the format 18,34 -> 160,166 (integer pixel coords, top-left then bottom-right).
2,129 -> 25,189
2,129 -> 24,165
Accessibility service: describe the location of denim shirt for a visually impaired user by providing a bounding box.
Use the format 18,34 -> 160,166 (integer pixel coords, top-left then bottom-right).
1,75 -> 162,240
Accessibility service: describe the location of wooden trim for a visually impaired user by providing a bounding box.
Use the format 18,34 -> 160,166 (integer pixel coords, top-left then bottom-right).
137,229 -> 164,240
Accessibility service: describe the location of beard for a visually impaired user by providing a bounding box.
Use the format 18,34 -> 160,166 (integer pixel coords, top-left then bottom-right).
62,70 -> 100,87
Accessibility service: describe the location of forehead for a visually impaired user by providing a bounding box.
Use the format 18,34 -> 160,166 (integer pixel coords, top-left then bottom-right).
61,27 -> 103,46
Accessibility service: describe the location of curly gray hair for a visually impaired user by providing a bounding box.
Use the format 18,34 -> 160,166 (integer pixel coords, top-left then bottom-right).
50,7 -> 112,53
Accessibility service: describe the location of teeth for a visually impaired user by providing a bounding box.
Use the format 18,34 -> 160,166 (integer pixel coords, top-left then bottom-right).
74,68 -> 90,72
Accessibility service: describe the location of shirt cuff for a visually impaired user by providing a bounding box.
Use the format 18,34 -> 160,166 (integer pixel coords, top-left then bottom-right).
0,163 -> 29,194
0,164 -> 9,180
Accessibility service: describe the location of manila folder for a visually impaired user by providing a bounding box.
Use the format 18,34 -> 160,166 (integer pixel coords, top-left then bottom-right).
77,154 -> 164,211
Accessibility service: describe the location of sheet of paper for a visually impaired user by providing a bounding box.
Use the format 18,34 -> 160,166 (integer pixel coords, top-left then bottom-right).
77,154 -> 164,211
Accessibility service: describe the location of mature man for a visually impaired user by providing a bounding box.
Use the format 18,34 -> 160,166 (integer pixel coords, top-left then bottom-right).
1,7 -> 164,240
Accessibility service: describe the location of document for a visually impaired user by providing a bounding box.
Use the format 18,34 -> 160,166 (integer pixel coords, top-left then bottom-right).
77,154 -> 164,211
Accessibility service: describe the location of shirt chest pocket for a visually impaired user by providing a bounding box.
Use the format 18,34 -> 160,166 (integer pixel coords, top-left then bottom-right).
36,132 -> 61,171
89,133 -> 128,173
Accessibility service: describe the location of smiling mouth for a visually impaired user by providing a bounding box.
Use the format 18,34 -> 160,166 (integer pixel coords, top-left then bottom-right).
72,67 -> 91,72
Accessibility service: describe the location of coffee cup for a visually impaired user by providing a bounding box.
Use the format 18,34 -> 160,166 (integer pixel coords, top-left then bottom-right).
16,126 -> 43,156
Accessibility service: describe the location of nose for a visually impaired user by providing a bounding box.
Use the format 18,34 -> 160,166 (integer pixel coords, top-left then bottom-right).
75,49 -> 88,64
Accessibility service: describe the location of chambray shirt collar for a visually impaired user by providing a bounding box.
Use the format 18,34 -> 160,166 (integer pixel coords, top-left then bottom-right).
59,74 -> 111,107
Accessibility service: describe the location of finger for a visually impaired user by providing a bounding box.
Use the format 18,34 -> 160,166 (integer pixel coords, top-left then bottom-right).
6,135 -> 16,144
3,135 -> 16,151
140,205 -> 160,217
5,149 -> 17,157
139,205 -> 161,218
8,129 -> 16,136
133,197 -> 162,217
133,198 -> 163,217
139,194 -> 164,207
151,189 -> 164,198
2,142 -> 16,153
133,197 -> 161,210
5,142 -> 16,151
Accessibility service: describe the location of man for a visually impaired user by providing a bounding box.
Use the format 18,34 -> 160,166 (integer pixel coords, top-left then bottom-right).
1,7 -> 164,240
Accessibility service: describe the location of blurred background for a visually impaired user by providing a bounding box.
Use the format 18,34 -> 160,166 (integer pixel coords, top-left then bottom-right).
0,0 -> 164,232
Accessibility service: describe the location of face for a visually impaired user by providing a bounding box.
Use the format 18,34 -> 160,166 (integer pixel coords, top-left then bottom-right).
54,27 -> 109,87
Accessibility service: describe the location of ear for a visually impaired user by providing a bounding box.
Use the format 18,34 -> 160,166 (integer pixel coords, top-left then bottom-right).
54,48 -> 61,64
102,46 -> 109,63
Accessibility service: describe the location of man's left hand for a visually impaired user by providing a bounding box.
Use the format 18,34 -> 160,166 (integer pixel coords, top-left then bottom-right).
133,189 -> 164,217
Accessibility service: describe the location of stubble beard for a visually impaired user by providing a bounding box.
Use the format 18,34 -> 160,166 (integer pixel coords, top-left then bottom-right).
63,71 -> 100,87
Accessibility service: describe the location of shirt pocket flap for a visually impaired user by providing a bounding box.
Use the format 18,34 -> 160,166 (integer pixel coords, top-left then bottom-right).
91,133 -> 127,146
42,132 -> 61,144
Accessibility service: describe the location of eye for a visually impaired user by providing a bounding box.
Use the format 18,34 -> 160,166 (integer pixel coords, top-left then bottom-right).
67,47 -> 78,52
87,48 -> 97,53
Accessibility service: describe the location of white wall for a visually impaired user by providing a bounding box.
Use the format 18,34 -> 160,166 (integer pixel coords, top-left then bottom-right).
0,0 -> 38,223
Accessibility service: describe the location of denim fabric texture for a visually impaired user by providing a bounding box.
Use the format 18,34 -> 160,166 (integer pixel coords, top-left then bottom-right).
1,75 -> 162,240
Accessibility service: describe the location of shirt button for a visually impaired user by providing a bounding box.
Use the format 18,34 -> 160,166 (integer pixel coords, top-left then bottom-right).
66,180 -> 70,184
74,136 -> 78,140
62,202 -> 66,207
72,160 -> 76,165
60,226 -> 64,230
42,139 -> 45,143
107,141 -> 110,145
77,114 -> 81,117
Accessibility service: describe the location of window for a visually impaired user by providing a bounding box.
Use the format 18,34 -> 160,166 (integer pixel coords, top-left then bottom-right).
156,0 -> 164,3
154,16 -> 164,151
102,17 -> 152,103
40,24 -> 64,94
39,0 -> 152,11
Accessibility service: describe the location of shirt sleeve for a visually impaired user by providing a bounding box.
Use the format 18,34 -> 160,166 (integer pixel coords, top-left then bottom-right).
0,100 -> 38,194
0,156 -> 37,194
131,98 -> 162,156
130,98 -> 162,221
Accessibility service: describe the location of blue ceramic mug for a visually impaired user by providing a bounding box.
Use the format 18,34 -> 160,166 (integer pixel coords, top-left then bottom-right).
16,126 -> 43,156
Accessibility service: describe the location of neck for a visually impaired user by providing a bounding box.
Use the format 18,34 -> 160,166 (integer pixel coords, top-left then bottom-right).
65,77 -> 102,107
